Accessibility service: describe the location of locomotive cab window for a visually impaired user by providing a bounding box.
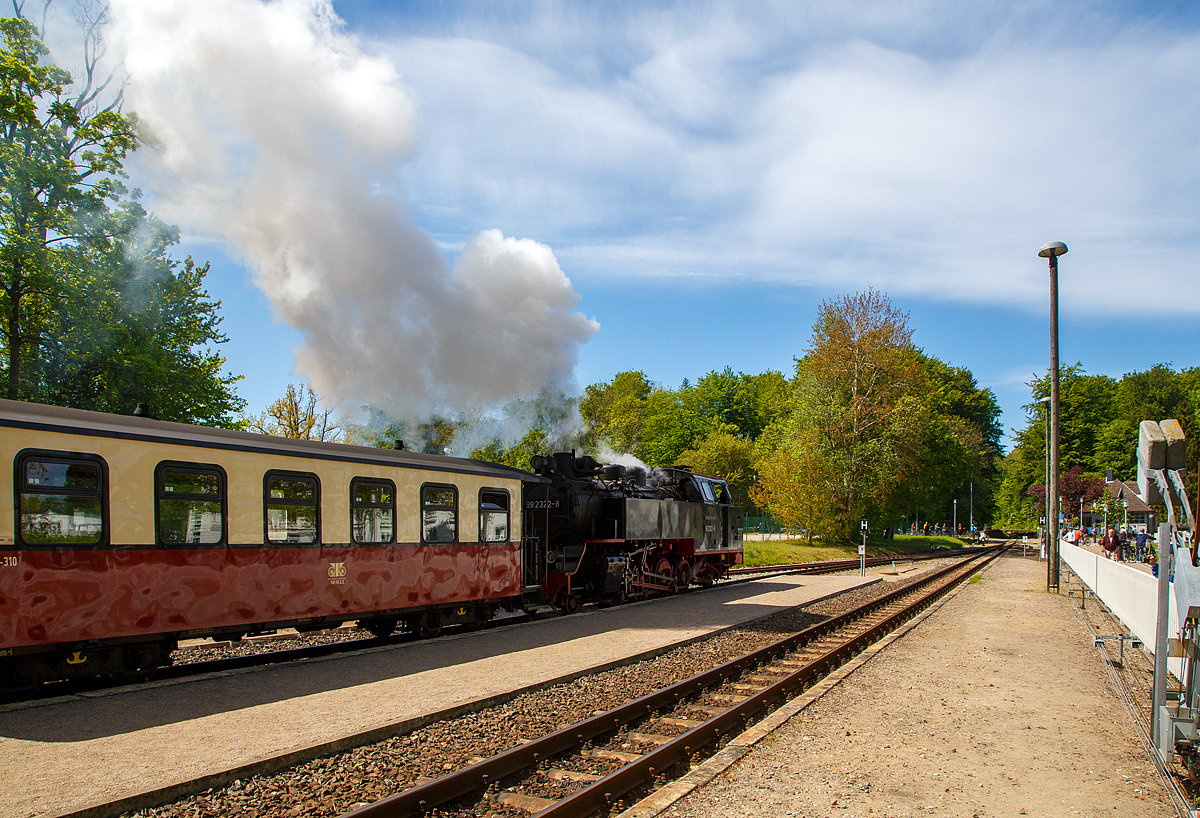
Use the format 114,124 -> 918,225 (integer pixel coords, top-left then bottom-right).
351,478 -> 395,544
713,482 -> 733,505
479,489 -> 509,543
265,471 -> 320,544
16,452 -> 107,546
421,484 -> 457,544
156,462 -> 226,545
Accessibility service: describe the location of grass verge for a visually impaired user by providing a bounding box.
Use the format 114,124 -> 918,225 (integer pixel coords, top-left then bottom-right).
742,534 -> 968,567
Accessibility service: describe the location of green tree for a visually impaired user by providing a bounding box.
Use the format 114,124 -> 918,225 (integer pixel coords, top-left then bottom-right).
884,355 -> 1002,531
37,203 -> 244,424
471,427 -> 547,472
252,383 -> 340,441
997,362 -> 1200,528
675,430 -> 756,507
581,368 -> 788,467
754,291 -> 925,542
0,15 -> 137,399
0,15 -> 243,423
684,367 -> 788,441
579,370 -> 652,452
636,387 -> 724,466
752,429 -> 835,545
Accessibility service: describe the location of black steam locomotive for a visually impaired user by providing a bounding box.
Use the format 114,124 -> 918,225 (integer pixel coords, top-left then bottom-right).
521,451 -> 744,611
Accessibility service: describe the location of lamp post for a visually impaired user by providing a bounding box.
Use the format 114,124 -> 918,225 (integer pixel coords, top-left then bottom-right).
1039,241 -> 1068,591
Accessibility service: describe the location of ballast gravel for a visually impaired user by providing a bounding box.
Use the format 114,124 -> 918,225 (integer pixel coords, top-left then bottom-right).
126,563 -> 953,818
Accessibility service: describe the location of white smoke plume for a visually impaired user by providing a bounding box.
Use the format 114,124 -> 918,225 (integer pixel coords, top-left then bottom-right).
597,443 -> 650,471
105,0 -> 599,413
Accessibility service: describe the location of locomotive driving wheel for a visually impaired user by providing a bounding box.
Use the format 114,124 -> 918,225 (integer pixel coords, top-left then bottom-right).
676,560 -> 691,592
654,557 -> 677,592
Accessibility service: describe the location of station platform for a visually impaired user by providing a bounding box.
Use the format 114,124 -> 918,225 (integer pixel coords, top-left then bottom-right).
0,572 -> 874,818
652,552 -> 1178,818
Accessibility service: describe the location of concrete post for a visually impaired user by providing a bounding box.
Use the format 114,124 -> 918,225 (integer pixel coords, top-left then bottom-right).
1153,522 -> 1172,752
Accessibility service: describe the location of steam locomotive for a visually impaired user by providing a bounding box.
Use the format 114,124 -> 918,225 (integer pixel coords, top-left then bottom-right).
523,451 -> 743,612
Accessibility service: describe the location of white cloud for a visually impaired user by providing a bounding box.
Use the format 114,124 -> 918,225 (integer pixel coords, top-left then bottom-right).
371,3 -> 1200,315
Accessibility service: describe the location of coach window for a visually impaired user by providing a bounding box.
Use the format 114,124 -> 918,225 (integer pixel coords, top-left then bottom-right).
156,462 -> 225,545
479,489 -> 509,543
351,478 -> 395,544
16,452 -> 106,546
421,483 -> 457,544
265,471 -> 320,544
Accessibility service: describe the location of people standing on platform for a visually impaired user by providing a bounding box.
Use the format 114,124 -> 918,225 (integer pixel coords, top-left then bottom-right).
1101,528 -> 1119,560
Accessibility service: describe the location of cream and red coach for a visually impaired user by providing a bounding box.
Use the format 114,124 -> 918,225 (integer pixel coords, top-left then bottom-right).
0,400 -> 544,686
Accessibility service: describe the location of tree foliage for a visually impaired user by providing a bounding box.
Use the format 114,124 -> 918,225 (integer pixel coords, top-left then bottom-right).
252,383 -> 340,441
997,363 -> 1200,528
753,291 -> 1000,542
675,430 -> 756,508
0,14 -> 243,424
579,366 -> 787,469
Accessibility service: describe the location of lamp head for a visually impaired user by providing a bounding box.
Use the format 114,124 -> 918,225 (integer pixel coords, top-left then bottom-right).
1038,241 -> 1068,258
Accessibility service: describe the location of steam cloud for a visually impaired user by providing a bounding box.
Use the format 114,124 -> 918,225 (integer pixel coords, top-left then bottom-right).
106,0 -> 599,413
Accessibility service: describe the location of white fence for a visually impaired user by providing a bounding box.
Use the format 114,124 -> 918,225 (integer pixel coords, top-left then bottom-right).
1060,539 -> 1181,677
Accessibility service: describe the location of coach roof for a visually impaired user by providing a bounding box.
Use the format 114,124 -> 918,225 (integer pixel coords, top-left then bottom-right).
0,398 -> 548,484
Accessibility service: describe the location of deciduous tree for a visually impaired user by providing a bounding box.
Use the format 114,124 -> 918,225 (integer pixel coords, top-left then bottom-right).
0,14 -> 136,399
0,13 -> 244,424
675,430 -> 755,507
253,383 -> 340,441
786,290 -> 925,539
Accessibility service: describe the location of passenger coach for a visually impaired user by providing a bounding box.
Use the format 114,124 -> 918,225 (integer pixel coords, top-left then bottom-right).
0,399 -> 544,686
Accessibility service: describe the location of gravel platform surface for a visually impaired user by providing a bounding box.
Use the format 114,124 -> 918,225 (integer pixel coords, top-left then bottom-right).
658,552 -> 1175,818
0,570 -> 883,818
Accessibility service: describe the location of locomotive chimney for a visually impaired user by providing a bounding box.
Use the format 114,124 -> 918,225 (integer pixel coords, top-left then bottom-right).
132,403 -> 152,418
395,439 -> 405,451
553,452 -> 576,478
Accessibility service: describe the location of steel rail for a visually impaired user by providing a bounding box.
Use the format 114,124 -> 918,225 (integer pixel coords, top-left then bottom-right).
725,544 -> 999,576
340,546 -> 1004,818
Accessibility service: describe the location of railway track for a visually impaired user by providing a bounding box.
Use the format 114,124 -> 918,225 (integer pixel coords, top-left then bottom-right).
3,548 -> 994,707
724,544 -> 995,578
334,546 -> 1004,818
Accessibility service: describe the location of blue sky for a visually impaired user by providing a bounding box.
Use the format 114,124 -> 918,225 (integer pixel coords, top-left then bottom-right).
98,0 -> 1200,448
